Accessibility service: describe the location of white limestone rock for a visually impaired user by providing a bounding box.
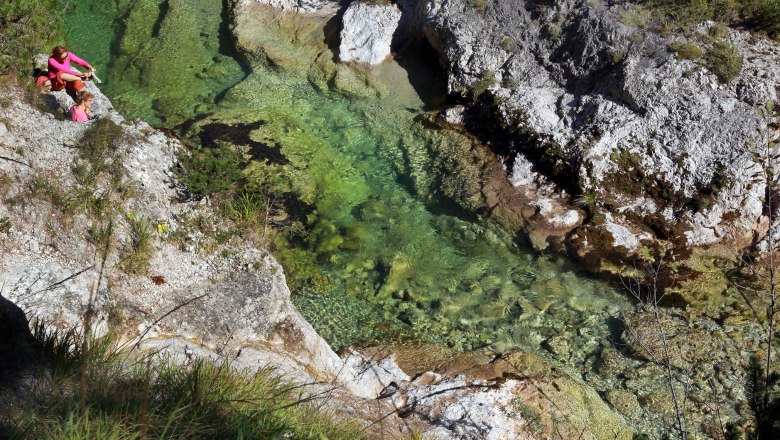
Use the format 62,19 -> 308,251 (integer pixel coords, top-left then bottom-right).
234,0 -> 335,14
339,1 -> 402,65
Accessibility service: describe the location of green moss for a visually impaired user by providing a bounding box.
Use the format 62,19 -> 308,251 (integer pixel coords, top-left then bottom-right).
500,36 -> 517,52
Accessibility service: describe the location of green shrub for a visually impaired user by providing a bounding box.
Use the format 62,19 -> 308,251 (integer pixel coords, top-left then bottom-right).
0,0 -> 62,74
643,0 -> 780,38
176,142 -> 245,198
747,0 -> 780,38
706,41 -> 743,82
669,40 -> 704,60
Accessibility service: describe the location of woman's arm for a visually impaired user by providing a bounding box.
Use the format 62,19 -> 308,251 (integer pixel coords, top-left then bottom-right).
68,52 -> 93,71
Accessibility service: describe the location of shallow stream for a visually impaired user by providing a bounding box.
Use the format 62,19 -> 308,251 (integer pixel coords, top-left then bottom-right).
63,0 -> 630,369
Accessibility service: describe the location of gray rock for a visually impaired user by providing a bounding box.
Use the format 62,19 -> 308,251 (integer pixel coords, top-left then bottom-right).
414,0 -> 780,254
339,1 -> 402,65
235,0 -> 335,14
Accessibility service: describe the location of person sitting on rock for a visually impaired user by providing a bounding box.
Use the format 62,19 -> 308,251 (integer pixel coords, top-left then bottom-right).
35,74 -> 52,94
69,91 -> 94,122
47,46 -> 95,96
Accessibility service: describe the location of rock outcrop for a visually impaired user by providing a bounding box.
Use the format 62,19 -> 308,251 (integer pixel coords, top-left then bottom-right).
419,0 -> 780,262
0,80 -> 346,397
235,0 -> 334,14
339,1 -> 402,65
328,0 -> 780,265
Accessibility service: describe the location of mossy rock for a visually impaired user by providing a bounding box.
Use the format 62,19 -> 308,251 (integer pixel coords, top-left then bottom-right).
605,389 -> 643,419
639,392 -> 677,417
666,252 -> 732,318
496,352 -> 634,440
596,347 -> 630,376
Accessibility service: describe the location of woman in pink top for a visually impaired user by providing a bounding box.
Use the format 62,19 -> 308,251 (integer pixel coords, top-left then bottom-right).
48,46 -> 95,93
70,91 -> 94,122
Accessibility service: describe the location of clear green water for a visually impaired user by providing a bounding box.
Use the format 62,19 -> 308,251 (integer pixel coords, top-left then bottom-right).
63,0 -> 629,362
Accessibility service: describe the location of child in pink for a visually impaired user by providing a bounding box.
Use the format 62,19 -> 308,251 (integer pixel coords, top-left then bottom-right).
48,46 -> 95,93
70,91 -> 94,122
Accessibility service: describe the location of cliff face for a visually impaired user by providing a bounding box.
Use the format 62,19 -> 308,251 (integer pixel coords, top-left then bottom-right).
422,0 -> 780,260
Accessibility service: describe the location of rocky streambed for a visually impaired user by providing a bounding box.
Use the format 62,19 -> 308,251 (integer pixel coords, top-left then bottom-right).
2,0 -> 776,438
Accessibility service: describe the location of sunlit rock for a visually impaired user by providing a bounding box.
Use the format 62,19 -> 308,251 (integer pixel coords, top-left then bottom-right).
339,1 -> 402,65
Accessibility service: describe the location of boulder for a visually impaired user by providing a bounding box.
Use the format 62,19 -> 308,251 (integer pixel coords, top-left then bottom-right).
339,1 -> 402,65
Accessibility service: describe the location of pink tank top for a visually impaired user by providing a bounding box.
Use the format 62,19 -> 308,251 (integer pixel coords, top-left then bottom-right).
70,106 -> 89,122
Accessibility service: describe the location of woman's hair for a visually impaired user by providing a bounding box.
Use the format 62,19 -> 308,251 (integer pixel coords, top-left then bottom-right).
52,46 -> 68,59
75,91 -> 93,105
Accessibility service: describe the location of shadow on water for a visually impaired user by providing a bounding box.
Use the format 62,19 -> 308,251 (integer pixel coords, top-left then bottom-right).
151,0 -> 170,38
394,37 -> 449,111
216,0 -> 252,103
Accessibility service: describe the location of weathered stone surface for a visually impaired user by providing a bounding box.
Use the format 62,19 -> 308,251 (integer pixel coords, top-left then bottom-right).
339,1 -> 402,65
414,0 -> 780,258
235,0 -> 335,14
605,389 -> 643,419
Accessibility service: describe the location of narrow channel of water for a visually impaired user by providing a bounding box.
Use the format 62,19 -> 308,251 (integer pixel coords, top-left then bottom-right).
63,0 -> 629,366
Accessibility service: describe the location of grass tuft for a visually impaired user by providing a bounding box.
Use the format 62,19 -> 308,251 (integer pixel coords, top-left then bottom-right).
0,1 -> 63,75
119,214 -> 155,275
1,322 -> 370,440
706,40 -> 743,82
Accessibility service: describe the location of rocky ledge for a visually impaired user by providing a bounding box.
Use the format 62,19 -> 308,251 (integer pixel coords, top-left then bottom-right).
421,0 -> 780,267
